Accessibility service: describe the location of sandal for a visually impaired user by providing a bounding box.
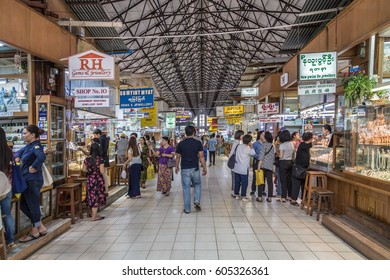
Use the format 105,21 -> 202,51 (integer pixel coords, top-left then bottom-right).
19,232 -> 40,243
39,230 -> 48,237
290,201 -> 299,206
266,197 -> 272,202
92,216 -> 105,221
7,242 -> 15,250
256,197 -> 263,202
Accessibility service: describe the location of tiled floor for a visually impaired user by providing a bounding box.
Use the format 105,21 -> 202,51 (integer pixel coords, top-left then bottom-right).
28,156 -> 365,260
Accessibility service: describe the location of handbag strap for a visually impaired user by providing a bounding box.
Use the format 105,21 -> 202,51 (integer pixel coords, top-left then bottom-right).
264,146 -> 273,157
232,143 -> 239,156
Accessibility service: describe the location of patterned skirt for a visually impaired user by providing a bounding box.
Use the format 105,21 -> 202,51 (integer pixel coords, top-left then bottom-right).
157,164 -> 171,192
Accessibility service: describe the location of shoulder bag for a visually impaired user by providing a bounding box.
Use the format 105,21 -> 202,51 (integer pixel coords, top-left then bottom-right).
292,165 -> 307,180
227,144 -> 239,169
11,159 -> 27,194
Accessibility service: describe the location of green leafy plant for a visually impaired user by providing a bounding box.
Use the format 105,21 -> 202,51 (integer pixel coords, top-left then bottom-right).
340,70 -> 377,105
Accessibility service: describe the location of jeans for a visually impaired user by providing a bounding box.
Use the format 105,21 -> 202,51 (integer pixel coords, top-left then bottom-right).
209,151 -> 216,165
0,191 -> 15,244
279,160 -> 293,199
234,172 -> 249,197
128,164 -> 142,197
259,169 -> 274,197
275,166 -> 282,195
251,159 -> 259,193
181,168 -> 201,213
20,180 -> 43,228
231,170 -> 235,191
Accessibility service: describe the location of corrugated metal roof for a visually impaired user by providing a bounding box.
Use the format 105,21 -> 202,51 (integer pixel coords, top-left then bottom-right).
65,0 -> 128,52
281,0 -> 352,52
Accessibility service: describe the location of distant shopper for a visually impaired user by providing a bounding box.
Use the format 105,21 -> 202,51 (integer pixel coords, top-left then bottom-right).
175,125 -> 207,213
278,130 -> 294,202
14,125 -> 47,242
150,137 -> 175,196
257,131 -> 275,202
291,131 -> 302,151
207,133 -> 217,166
116,133 -> 129,164
229,130 -> 244,193
201,135 -> 208,162
216,135 -> 223,155
139,137 -> 151,189
251,130 -> 263,196
274,131 -> 282,198
83,143 -> 106,221
232,134 -> 255,201
124,137 -> 142,199
290,132 -> 314,206
322,124 -> 333,147
0,127 -> 15,249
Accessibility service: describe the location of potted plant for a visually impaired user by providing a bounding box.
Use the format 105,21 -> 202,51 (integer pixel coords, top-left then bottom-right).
340,70 -> 378,105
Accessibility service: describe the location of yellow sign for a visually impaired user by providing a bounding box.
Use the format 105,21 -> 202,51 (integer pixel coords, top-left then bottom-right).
141,102 -> 157,127
224,105 -> 244,115
225,116 -> 242,124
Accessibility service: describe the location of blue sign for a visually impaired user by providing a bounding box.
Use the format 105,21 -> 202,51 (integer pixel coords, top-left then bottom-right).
120,88 -> 154,109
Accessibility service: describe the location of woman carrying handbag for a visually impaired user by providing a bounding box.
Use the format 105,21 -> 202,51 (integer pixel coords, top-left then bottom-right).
257,131 -> 275,202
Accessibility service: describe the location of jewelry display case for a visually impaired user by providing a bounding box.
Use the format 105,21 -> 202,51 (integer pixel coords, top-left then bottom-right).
342,104 -> 390,181
310,145 -> 333,172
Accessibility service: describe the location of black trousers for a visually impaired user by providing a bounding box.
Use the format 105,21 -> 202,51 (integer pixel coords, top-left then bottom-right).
259,168 -> 274,197
209,151 -> 216,165
251,159 -> 259,193
291,171 -> 307,201
279,160 -> 292,199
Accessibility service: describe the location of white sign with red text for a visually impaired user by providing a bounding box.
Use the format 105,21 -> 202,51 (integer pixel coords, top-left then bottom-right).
257,103 -> 279,114
75,98 -> 109,108
68,50 -> 115,80
74,87 -> 110,96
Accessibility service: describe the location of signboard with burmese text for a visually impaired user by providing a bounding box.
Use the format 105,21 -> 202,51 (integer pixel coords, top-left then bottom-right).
223,105 -> 244,115
257,102 -> 279,114
299,52 -> 337,81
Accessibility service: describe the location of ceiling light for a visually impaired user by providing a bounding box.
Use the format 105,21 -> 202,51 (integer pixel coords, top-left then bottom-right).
298,7 -> 344,17
0,42 -> 4,47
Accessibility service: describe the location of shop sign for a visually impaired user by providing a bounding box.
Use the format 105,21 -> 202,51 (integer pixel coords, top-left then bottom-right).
224,105 -> 244,115
127,113 -> 145,118
172,107 -> 185,113
280,73 -> 289,87
75,98 -> 109,108
140,102 -> 157,127
0,112 -> 13,117
298,83 -> 336,95
68,50 -> 115,80
257,103 -> 279,114
241,88 -> 259,97
225,116 -> 242,124
119,87 -> 154,109
216,106 -> 224,117
166,112 -> 176,129
299,52 -> 337,81
176,115 -> 190,123
74,87 -> 110,96
258,117 -> 282,123
240,99 -> 259,106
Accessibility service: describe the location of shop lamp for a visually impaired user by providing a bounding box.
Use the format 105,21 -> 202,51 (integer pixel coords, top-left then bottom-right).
371,81 -> 390,92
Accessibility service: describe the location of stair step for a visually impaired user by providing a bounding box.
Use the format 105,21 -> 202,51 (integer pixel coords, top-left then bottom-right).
322,215 -> 390,260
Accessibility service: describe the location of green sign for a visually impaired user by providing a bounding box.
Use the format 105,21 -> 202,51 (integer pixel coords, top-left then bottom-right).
166,112 -> 176,129
299,52 -> 337,81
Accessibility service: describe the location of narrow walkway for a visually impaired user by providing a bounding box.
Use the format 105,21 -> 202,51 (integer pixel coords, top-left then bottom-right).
29,156 -> 365,260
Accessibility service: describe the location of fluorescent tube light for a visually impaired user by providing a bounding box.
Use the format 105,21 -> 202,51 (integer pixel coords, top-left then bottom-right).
298,8 -> 344,17
371,81 -> 390,92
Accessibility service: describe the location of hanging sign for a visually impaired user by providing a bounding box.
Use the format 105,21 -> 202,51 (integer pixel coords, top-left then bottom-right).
172,107 -> 185,113
241,88 -> 258,97
240,99 -> 259,105
258,117 -> 282,123
166,112 -> 176,129
224,105 -> 244,115
280,73 -> 289,87
216,106 -> 224,117
120,87 -> 154,109
225,116 -> 242,124
257,103 -> 279,114
140,102 -> 157,127
75,98 -> 109,108
298,83 -> 337,95
74,87 -> 110,96
299,52 -> 337,81
68,50 -> 115,80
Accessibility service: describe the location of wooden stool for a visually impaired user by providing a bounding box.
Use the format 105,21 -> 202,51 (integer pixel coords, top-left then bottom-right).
73,177 -> 90,218
55,183 -> 83,224
310,189 -> 335,221
301,171 -> 327,214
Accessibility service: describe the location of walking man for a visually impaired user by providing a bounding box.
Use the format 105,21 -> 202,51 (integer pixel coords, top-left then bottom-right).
175,125 -> 207,214
207,133 -> 217,167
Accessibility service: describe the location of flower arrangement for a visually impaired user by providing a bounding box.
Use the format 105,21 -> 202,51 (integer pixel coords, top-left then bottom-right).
340,70 -> 378,105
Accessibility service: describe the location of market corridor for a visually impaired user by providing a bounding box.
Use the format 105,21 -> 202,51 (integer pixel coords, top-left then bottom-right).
28,156 -> 365,260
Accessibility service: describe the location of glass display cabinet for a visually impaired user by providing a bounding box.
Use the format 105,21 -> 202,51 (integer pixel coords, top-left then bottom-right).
36,95 -> 66,182
341,104 -> 390,181
310,145 -> 333,172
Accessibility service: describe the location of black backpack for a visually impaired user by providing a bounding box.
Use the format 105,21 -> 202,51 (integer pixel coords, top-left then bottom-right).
227,144 -> 239,169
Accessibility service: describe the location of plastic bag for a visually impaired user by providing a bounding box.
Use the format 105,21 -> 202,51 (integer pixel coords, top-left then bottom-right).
255,169 -> 264,186
121,170 -> 127,179
147,164 -> 155,180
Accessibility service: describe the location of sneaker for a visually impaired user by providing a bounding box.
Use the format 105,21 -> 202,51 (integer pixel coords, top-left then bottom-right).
266,197 -> 272,202
242,196 -> 251,202
235,196 -> 241,200
256,197 -> 263,202
281,198 -> 286,203
194,202 -> 201,211
183,210 -> 190,214
231,193 -> 238,198
250,191 -> 255,195
290,200 -> 299,206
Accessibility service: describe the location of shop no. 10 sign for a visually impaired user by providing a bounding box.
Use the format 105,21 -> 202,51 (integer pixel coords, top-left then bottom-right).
299,52 -> 337,81
257,103 -> 279,114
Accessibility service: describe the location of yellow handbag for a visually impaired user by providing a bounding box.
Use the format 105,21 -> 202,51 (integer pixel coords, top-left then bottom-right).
255,169 -> 264,185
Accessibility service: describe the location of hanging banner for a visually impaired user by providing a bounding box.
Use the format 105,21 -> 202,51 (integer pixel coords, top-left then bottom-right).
257,103 -> 279,114
140,102 -> 157,127
68,50 -> 115,80
74,87 -> 110,96
75,98 -> 110,108
216,106 -> 224,117
298,84 -> 337,95
280,73 -> 289,87
119,87 -> 154,109
299,52 -> 337,81
241,88 -> 259,97
166,112 -> 176,129
224,105 -> 244,115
